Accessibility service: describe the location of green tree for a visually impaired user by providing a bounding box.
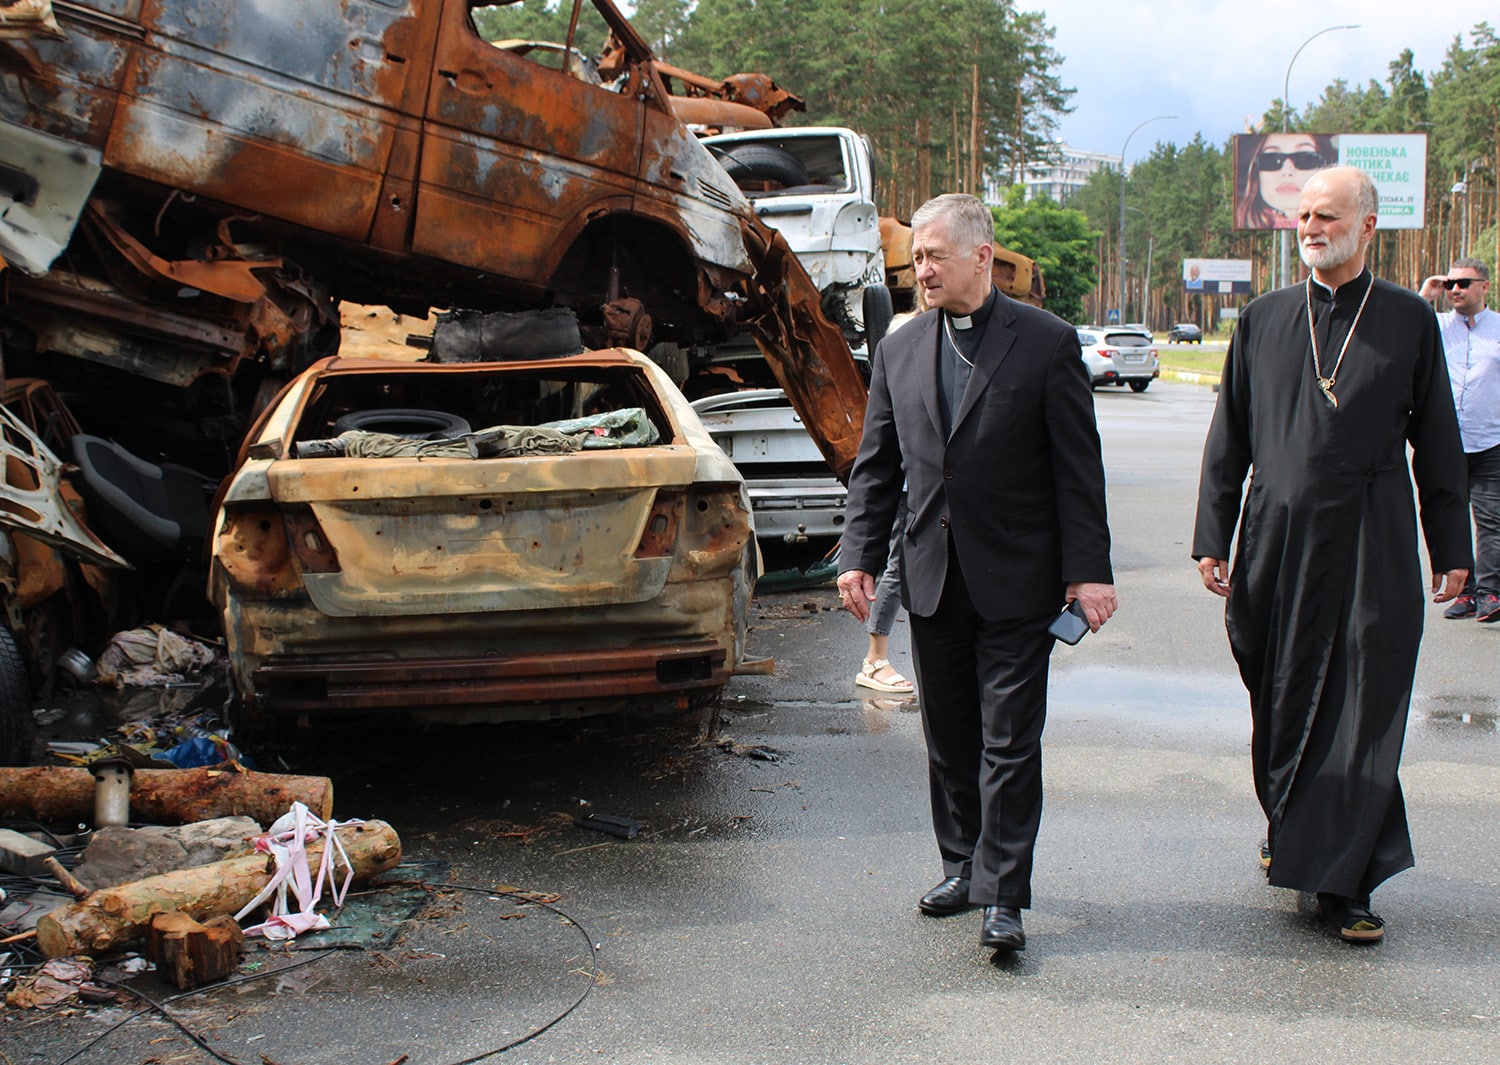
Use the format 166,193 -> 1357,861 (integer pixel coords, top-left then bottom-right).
470,1 -> 609,50
989,186 -> 1098,324
668,0 -> 1071,213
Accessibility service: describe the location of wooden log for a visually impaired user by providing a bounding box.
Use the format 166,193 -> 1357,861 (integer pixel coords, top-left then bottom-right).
147,912 -> 245,989
35,820 -> 400,958
0,767 -> 334,825
42,856 -> 90,900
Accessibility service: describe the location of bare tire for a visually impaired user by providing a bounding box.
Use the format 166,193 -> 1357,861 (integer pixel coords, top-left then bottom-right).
333,408 -> 472,439
1129,380 -> 1150,393
862,283 -> 894,351
718,145 -> 809,190
0,627 -> 35,767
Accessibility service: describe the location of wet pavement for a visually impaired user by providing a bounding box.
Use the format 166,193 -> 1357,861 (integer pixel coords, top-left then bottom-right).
4,381 -> 1499,1064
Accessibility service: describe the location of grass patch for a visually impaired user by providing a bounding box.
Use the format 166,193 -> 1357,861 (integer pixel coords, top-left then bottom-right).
1159,346 -> 1226,375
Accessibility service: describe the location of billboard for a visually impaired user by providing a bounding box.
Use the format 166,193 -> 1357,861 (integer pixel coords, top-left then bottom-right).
1183,258 -> 1252,294
1232,133 -> 1427,231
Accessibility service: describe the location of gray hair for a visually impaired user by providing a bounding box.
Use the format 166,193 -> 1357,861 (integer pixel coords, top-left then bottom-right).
910,193 -> 994,254
1325,165 -> 1379,220
1451,256 -> 1490,280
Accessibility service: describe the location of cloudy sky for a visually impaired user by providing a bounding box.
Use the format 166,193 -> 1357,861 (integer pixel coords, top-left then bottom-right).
1023,0 -> 1485,161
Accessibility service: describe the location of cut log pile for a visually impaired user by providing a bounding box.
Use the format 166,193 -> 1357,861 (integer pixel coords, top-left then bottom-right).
35,819 -> 401,958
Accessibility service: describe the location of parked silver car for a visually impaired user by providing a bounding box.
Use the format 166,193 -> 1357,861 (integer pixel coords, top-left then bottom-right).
1076,328 -> 1161,392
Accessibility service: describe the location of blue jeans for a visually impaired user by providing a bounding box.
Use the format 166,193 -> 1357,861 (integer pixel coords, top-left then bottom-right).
866,494 -> 907,638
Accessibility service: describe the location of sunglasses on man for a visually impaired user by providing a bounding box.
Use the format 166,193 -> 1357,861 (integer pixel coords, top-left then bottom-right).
1442,278 -> 1484,290
1254,151 -> 1327,172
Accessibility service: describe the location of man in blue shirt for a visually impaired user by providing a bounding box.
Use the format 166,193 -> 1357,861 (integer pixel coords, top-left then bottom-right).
1420,260 -> 1500,621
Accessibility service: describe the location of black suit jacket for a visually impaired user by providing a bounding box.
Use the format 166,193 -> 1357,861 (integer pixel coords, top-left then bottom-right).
840,291 -> 1113,619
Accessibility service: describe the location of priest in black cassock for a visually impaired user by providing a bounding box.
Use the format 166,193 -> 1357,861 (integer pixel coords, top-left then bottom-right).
1193,166 -> 1472,944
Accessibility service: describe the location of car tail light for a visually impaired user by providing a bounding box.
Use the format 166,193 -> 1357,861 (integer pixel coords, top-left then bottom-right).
635,491 -> 684,558
679,486 -> 753,562
1100,348 -> 1119,357
281,504 -> 340,574
215,506 -> 304,596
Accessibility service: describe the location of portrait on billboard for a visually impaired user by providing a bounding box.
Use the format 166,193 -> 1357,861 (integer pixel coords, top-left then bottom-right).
1233,132 -> 1337,230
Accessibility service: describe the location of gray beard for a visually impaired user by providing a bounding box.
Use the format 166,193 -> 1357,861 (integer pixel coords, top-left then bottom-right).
1299,227 -> 1360,271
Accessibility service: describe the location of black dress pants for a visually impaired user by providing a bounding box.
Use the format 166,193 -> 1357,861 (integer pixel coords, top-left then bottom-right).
908,563 -> 1055,908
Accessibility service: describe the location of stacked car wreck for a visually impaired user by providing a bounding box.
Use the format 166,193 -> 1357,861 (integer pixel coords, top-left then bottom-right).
0,0 -> 869,741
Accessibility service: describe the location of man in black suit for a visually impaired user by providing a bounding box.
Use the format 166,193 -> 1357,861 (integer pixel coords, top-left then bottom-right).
837,193 -> 1116,953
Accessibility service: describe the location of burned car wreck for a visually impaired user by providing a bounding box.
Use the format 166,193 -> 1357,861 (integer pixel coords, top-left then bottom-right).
211,324 -> 761,731
0,0 -> 871,740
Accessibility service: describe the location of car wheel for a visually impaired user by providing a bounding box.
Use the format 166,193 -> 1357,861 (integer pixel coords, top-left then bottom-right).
862,283 -> 894,351
718,145 -> 810,190
333,409 -> 473,439
1129,380 -> 1150,393
0,626 -> 35,767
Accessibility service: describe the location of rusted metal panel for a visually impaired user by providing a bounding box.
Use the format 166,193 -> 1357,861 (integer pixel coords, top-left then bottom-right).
252,641 -> 729,714
739,217 -> 867,482
665,96 -> 772,133
0,1 -> 64,39
102,0 -> 417,243
413,0 -> 644,275
0,405 -> 129,569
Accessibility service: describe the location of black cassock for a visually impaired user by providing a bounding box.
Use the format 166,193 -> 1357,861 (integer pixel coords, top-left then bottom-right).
1194,270 -> 1471,899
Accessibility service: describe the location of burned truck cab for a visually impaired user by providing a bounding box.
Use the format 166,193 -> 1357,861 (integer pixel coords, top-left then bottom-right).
0,0 -> 864,480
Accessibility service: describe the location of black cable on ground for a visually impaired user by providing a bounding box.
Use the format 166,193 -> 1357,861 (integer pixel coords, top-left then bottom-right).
47,880 -> 599,1065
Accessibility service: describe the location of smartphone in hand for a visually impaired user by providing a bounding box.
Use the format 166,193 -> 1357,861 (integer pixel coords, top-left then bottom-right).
1047,600 -> 1089,645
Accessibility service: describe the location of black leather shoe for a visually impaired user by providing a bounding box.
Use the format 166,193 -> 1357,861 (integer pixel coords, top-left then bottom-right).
917,876 -> 973,915
980,905 -> 1025,951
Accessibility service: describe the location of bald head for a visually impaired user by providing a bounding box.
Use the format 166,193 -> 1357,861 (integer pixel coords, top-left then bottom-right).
1303,166 -> 1379,221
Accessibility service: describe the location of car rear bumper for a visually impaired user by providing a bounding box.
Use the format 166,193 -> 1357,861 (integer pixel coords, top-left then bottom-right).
248,641 -> 731,723
743,476 -> 847,540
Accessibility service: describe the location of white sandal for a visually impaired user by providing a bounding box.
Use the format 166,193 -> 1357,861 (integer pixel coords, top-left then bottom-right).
855,658 -> 914,693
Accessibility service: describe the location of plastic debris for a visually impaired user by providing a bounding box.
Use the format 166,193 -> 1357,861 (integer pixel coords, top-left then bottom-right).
572,813 -> 643,839
235,802 -> 365,940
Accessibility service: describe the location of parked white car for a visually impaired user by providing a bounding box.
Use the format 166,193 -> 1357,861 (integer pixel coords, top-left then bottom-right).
1076,327 -> 1161,392
690,389 -> 846,544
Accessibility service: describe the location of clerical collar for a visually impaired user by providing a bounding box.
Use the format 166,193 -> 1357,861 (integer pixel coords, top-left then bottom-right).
1309,268 -> 1372,303
945,286 -> 998,330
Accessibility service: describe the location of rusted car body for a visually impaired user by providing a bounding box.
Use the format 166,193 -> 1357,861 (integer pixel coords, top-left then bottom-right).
210,347 -> 760,729
0,0 -> 864,479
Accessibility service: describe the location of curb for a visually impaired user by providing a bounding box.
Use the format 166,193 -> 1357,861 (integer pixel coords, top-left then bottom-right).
1160,368 -> 1221,387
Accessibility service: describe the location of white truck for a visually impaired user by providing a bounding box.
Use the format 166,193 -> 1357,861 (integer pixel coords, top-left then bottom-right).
704,126 -> 893,354
692,127 -> 890,554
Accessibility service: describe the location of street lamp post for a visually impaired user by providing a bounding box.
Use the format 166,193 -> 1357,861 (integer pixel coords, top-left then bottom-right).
1125,206 -> 1153,326
1277,24 -> 1359,290
1118,115 -> 1174,326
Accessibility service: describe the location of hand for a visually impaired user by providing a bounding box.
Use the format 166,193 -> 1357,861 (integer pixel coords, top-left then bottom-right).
1417,274 -> 1447,303
836,569 -> 876,623
1198,557 -> 1231,598
1432,568 -> 1469,602
1065,581 -> 1117,632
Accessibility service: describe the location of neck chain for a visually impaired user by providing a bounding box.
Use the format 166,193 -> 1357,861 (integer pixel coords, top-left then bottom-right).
1305,274 -> 1373,409
943,313 -> 975,368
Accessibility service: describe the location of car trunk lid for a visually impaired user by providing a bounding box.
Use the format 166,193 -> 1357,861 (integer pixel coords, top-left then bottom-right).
263,448 -> 700,617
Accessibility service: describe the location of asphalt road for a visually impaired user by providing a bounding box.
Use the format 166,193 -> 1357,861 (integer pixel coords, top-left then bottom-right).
9,380 -> 1499,1065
